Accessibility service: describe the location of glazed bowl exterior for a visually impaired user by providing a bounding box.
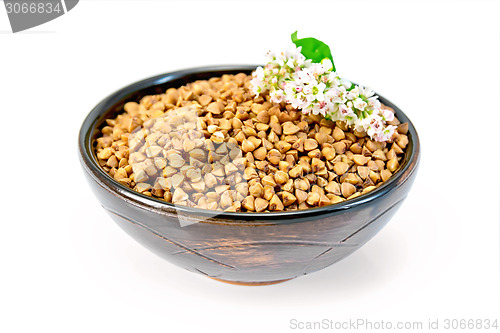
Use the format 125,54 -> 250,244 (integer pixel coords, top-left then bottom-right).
78,65 -> 420,285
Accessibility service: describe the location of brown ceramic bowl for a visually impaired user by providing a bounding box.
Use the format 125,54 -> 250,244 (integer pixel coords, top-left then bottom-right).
78,65 -> 420,286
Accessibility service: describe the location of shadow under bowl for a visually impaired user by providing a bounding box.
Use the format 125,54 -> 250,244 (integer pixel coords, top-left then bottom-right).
78,65 -> 420,286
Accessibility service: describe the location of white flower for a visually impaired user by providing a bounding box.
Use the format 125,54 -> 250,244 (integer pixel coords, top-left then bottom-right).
309,62 -> 328,77
345,86 -> 359,100
341,78 -> 352,89
353,97 -> 368,110
321,58 -> 334,72
358,85 -> 375,98
297,68 -> 315,85
368,96 -> 381,109
374,125 -> 396,142
366,117 -> 383,138
250,43 -> 396,142
380,108 -> 395,122
313,82 -> 326,101
329,72 -> 342,85
269,89 -> 285,104
339,104 -> 353,117
255,66 -> 264,78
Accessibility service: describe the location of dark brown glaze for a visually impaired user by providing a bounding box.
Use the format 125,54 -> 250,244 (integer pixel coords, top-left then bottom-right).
78,65 -> 420,285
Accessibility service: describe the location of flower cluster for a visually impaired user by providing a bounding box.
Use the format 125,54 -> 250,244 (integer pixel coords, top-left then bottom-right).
250,45 -> 396,142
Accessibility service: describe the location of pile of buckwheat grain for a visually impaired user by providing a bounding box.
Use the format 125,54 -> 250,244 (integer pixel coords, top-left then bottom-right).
95,73 -> 409,212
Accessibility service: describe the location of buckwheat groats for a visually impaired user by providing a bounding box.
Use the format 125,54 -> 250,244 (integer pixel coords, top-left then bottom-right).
95,73 -> 409,212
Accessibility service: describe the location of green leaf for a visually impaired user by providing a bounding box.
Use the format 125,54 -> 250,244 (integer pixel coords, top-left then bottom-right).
291,31 -> 335,71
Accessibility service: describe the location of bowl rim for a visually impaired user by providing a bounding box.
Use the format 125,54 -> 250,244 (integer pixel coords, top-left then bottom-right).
78,65 -> 420,222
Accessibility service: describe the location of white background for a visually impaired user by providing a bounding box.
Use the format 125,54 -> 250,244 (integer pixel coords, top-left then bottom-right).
0,1 -> 499,332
